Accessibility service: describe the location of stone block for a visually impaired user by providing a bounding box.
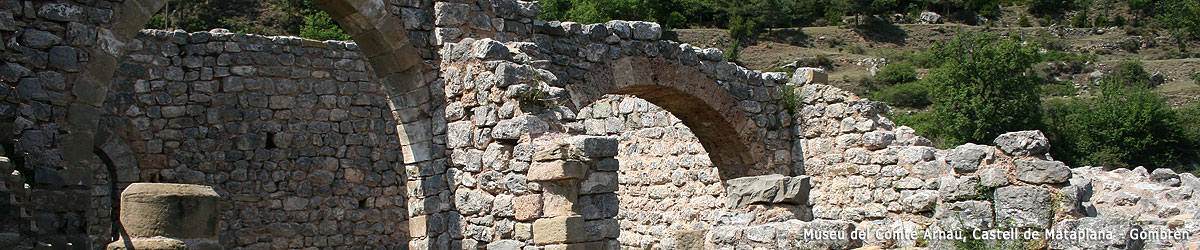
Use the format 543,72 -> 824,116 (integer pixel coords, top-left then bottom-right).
674,230 -> 708,250
533,145 -> 572,161
725,174 -> 810,208
485,239 -> 525,250
1048,217 -> 1143,250
947,143 -> 990,173
934,201 -> 994,230
994,130 -> 1050,156
579,172 -> 617,194
513,195 -> 542,221
569,136 -> 618,157
410,215 -> 428,237
528,160 -> 586,181
1013,159 -> 1070,184
107,237 -> 221,250
788,67 -> 828,85
979,167 -> 1009,187
119,183 -> 220,239
542,184 -> 579,217
543,241 -> 608,250
938,176 -> 979,201
994,186 -> 1052,229
533,216 -> 591,244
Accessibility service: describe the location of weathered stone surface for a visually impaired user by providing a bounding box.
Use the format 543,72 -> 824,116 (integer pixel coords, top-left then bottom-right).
900,190 -> 939,212
119,183 -> 220,239
21,29 -> 60,49
579,172 -> 617,194
485,239 -> 525,250
106,237 -> 221,250
1150,168 -> 1180,187
725,174 -> 810,208
788,67 -> 828,85
569,136 -> 618,157
434,2 -> 471,26
993,130 -> 1050,156
994,186 -> 1052,229
1048,217 -> 1144,250
978,167 -> 1009,187
528,160 -> 587,181
934,201 -> 994,230
947,143 -> 989,173
1013,159 -> 1071,184
533,216 -> 590,244
630,21 -> 661,40
939,176 -> 980,201
513,195 -> 543,221
493,115 -> 548,140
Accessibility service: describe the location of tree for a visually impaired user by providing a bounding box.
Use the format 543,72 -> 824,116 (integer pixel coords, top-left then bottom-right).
924,32 -> 1044,146
145,0 -> 349,41
1156,0 -> 1200,51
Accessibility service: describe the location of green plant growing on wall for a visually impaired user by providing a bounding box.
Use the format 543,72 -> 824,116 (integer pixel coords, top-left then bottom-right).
520,75 -> 559,109
781,85 -> 799,116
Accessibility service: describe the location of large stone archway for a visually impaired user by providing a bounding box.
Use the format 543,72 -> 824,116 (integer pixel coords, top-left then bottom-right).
4,0 -> 805,249
1,0 -> 448,248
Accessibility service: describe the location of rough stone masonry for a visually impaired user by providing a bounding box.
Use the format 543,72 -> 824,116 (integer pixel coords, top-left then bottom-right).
1,0 -> 1198,250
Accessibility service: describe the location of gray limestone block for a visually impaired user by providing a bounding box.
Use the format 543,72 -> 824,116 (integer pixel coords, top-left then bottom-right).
1047,217 -> 1144,250
725,174 -> 811,208
993,130 -> 1050,156
994,186 -> 1052,229
1013,159 -> 1071,184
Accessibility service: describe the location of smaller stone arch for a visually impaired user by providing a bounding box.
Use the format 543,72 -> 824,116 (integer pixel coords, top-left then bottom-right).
573,55 -> 763,179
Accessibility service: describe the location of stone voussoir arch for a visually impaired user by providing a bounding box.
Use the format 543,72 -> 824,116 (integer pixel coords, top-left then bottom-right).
509,19 -> 797,178
576,54 -> 772,179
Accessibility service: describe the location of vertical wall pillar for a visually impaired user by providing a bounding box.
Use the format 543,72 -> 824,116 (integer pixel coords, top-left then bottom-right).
106,183 -> 221,250
526,136 -> 620,249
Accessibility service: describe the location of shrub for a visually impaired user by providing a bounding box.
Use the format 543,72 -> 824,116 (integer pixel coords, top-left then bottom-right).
1094,14 -> 1110,27
1044,80 -> 1191,168
846,45 -> 867,55
1179,103 -> 1200,144
925,32 -> 1043,146
725,40 -> 741,62
299,11 -> 350,41
875,62 -> 918,86
1071,12 -> 1090,28
1041,81 -> 1077,97
1110,59 -> 1153,88
1192,71 -> 1200,84
1019,15 -> 1033,27
868,81 -> 931,108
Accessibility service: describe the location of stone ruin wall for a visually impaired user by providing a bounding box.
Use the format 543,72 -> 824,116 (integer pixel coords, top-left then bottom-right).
96,29 -> 410,249
740,83 -> 1200,249
91,27 -> 738,250
4,0 -> 1200,249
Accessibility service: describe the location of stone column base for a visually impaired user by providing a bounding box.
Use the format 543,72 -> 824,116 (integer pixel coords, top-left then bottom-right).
106,237 -> 221,250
